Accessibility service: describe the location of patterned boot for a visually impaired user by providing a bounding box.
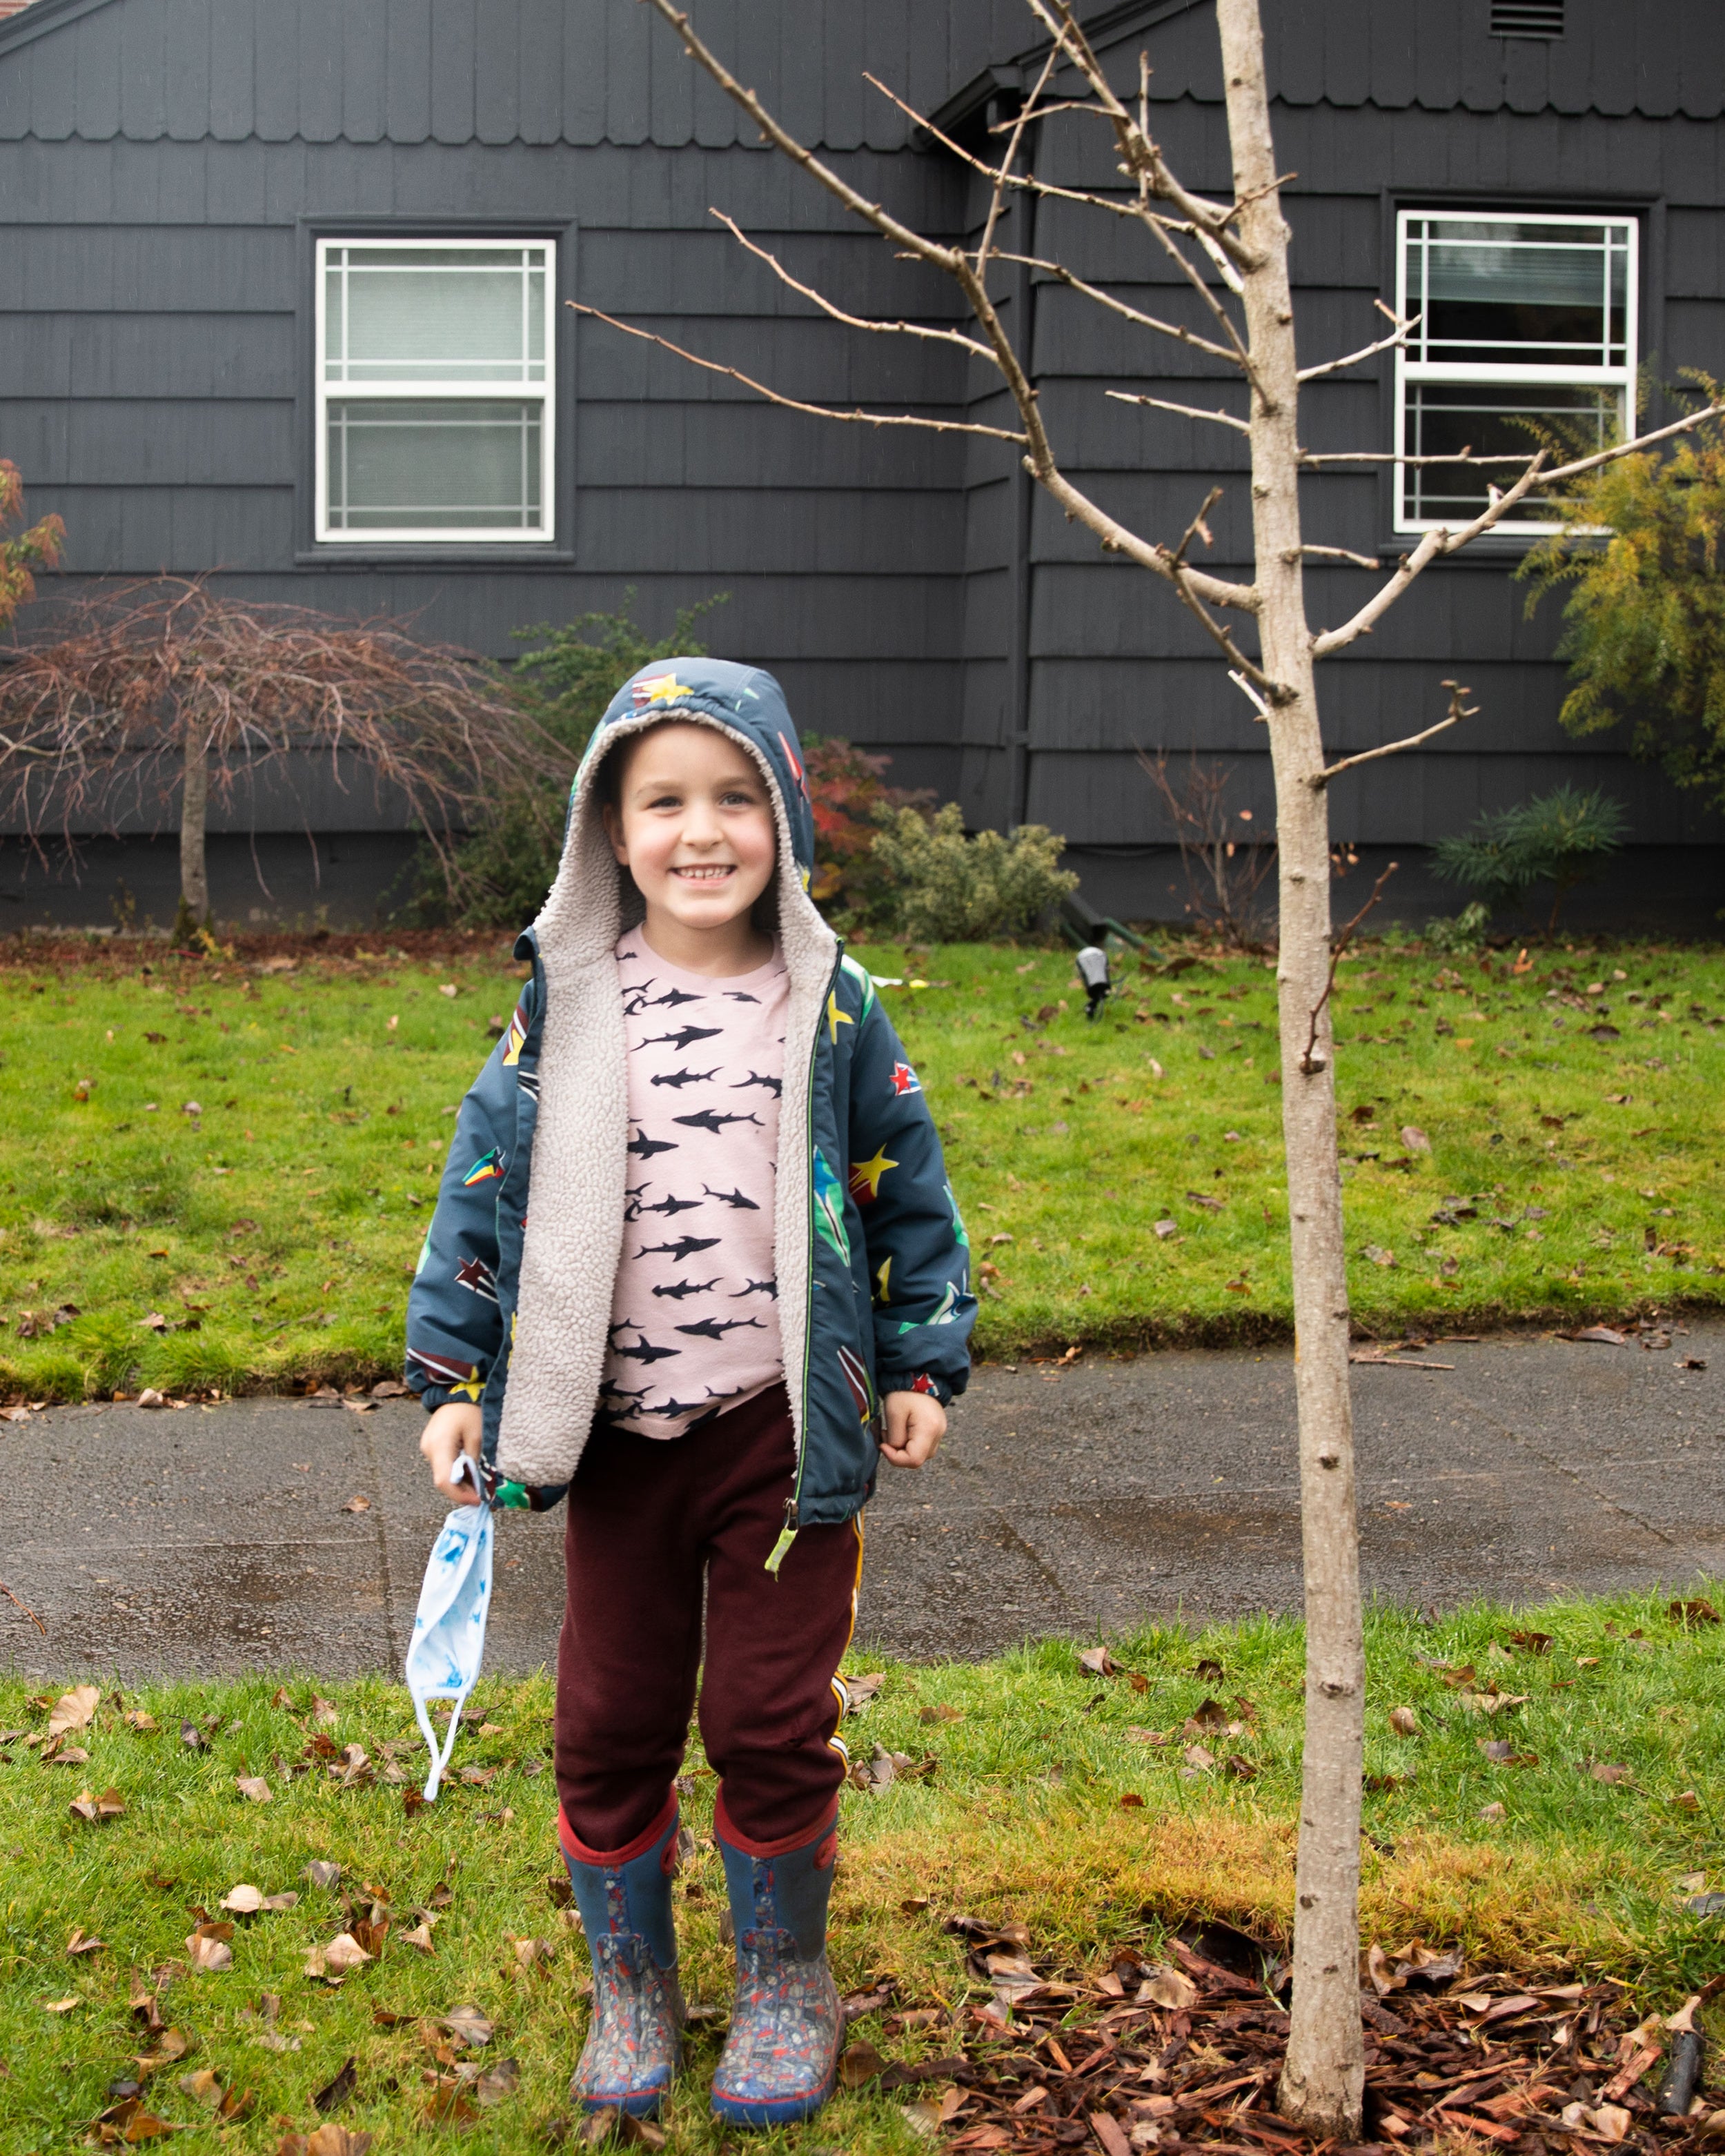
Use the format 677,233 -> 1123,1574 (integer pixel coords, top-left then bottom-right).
560,1795 -> 686,2119
710,1804 -> 843,2128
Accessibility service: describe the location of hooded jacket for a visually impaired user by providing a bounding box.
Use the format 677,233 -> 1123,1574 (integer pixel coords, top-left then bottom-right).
404,657 -> 976,1538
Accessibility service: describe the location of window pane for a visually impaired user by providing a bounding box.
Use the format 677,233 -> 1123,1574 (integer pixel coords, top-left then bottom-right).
325,246 -> 547,383
1401,382 -> 1619,522
1407,219 -> 1628,367
326,399 -> 544,531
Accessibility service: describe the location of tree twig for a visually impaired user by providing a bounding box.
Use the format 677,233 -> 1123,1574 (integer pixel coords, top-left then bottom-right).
1107,391 -> 1251,434
569,304 -> 1029,444
992,252 -> 1241,365
1299,545 -> 1380,568
0,1575 -> 47,1636
1296,308 -> 1419,385
1300,862 -> 1399,1075
707,212 -> 996,358
1312,680 -> 1479,790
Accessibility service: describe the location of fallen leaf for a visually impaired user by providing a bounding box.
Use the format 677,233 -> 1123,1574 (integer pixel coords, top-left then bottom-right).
1124,1728 -> 1167,1745
1574,1325 -> 1629,1345
920,1703 -> 965,1724
235,1777 -> 273,1803
341,1496 -> 371,1514
1588,1761 -> 1633,1784
840,2039 -> 885,2088
48,1684 -> 101,1738
401,1922 -> 435,1953
1507,1630 -> 1554,1654
66,1928 -> 106,1956
1183,1745 -> 1214,1770
1671,1599 -> 1720,1625
1388,1706 -> 1420,1736
179,1721 -> 207,1752
1138,1966 -> 1198,2010
1118,1792 -> 1145,1810
304,1861 -> 342,1889
121,2112 -> 177,2142
186,1928 -> 233,1973
1193,1657 -> 1225,1682
313,2058 -> 358,2114
42,1995 -> 83,2012
473,2058 -> 521,2106
440,2004 -> 494,2049
1478,1801 -> 1506,1820
322,1934 -> 372,1972
1400,1125 -> 1431,1151
512,1936 -> 554,1970
1223,1754 -> 1258,1781
264,1892 -> 299,1912
1079,1646 -> 1121,1678
1183,1698 -> 1229,1734
177,2068 -> 224,2109
124,1711 -> 159,1733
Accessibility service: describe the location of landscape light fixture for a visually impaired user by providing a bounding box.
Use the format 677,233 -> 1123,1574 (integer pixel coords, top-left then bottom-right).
1075,945 -> 1111,1020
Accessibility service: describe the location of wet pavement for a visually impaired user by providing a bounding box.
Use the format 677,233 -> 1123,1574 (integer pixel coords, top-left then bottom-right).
4,1321 -> 1722,1679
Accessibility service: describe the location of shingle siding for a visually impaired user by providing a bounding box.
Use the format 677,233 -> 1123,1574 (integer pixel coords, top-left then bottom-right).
1,0 -> 1722,929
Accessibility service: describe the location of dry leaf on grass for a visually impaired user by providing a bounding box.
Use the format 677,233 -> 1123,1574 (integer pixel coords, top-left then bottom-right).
42,1995 -> 83,2012
920,1703 -> 965,1724
66,1928 -> 105,1956
124,1710 -> 159,1733
70,1787 -> 126,1823
304,1861 -> 342,1889
840,1672 -> 885,1713
313,2057 -> 357,2114
1388,1706 -> 1420,1736
512,1937 -> 554,1970
401,1921 -> 435,1953
48,1684 -> 101,1737
1078,1646 -> 1121,1678
439,2004 -> 494,2049
186,1926 -> 233,1973
839,2039 -> 885,2088
179,1721 -> 207,1751
235,1776 -> 273,1803
321,1934 -> 373,1973
221,1886 -> 264,1915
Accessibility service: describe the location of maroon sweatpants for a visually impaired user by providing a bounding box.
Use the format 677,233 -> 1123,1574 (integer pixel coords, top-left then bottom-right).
553,1383 -> 864,1861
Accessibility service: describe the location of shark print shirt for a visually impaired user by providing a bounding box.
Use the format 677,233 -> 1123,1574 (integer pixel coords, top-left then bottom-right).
601,933 -> 789,1438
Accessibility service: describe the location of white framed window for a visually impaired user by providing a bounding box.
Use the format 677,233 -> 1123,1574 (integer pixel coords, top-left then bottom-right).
315,238 -> 555,544
1393,210 -> 1636,534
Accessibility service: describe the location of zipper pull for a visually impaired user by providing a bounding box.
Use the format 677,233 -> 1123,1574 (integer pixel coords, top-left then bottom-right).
764,1497 -> 800,1578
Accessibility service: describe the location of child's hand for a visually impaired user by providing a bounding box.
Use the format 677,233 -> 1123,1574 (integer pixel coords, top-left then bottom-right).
420,1402 -> 484,1505
880,1389 -> 946,1470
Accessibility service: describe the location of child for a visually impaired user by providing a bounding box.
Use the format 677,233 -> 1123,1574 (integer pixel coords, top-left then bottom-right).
406,659 -> 976,2128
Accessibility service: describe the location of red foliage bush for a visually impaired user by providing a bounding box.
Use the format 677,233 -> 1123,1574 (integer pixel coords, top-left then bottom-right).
802,733 -> 932,927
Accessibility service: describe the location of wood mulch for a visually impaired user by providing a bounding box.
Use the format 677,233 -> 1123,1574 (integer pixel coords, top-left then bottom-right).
844,1920 -> 1720,2156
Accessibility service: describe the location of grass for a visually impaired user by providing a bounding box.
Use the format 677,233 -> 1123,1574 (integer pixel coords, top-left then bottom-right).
3,1588 -> 1724,2155
3,930 -> 1725,1401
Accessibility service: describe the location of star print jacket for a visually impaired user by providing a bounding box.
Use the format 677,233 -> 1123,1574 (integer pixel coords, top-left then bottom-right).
404,656 -> 976,1542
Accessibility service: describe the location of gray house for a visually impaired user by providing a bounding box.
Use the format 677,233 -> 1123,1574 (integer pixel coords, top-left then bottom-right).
1,0 -> 1720,931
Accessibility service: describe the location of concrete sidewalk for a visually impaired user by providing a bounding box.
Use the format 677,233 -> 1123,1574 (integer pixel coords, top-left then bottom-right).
4,1321 -> 1722,1679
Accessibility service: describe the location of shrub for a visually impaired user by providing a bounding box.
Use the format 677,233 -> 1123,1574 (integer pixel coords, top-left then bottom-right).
802,734 -> 933,930
1423,901 -> 1492,954
1519,376 -> 1725,804
1432,784 -> 1628,938
413,593 -> 726,929
869,802 -> 1078,944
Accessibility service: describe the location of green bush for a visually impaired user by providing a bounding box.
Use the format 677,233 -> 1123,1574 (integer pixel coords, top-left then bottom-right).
1519,375 -> 1725,803
1423,901 -> 1492,954
869,802 -> 1078,943
1432,784 -> 1628,937
408,593 -> 727,931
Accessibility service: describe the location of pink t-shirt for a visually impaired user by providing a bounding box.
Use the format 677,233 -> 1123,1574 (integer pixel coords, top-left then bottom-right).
600,933 -> 788,1438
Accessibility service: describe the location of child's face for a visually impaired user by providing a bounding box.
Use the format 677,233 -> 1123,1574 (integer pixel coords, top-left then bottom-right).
602,722 -> 778,940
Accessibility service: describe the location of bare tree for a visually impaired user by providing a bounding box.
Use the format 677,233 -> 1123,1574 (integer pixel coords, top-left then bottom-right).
0,577 -> 569,939
1138,747 -> 1275,949
579,0 -> 1719,2130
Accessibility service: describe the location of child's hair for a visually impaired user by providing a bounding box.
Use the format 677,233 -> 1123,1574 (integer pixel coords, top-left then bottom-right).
595,718 -> 781,936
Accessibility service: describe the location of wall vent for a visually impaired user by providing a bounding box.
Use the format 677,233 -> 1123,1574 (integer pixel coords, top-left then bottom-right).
1490,1 -> 1565,35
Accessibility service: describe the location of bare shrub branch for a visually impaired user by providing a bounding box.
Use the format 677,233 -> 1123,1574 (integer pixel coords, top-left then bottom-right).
1314,680 -> 1480,791
0,577 -> 568,893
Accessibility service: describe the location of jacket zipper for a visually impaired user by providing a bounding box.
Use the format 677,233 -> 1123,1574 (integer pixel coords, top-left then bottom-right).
765,936 -> 845,1576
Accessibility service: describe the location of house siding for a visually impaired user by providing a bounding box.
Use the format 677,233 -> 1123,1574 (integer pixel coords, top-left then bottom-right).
1,0 -> 1721,931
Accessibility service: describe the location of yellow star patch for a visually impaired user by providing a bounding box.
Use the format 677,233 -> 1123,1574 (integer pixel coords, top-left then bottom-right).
849,1146 -> 898,1201
827,991 -> 854,1043
639,672 -> 694,706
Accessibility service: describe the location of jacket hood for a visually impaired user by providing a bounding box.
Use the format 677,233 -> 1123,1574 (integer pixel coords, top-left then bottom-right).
525,656 -> 824,971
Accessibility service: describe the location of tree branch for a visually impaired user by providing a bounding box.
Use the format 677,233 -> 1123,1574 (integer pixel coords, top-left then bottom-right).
1298,544 -> 1379,568
707,212 -> 997,358
1312,680 -> 1479,789
1107,390 -> 1251,434
1311,405 -> 1722,655
568,304 -> 1030,444
1228,667 -> 1274,722
992,252 -> 1242,366
1169,560 -> 1290,700
1300,862 -> 1398,1075
1295,304 -> 1419,385
976,48 -> 1060,286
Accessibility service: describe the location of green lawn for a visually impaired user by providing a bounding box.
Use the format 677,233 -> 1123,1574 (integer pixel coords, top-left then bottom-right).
2,1590 -> 1723,2156
2,931 -> 1724,1403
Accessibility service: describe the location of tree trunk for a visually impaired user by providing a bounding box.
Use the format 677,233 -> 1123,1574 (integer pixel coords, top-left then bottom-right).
179,707 -> 210,921
1214,0 -> 1365,2135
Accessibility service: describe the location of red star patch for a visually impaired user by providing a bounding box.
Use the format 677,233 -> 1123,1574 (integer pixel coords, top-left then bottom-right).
889,1060 -> 921,1096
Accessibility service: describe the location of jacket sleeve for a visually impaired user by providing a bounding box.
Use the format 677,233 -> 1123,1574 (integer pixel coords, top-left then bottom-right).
847,998 -> 976,1403
404,1034 -> 518,1414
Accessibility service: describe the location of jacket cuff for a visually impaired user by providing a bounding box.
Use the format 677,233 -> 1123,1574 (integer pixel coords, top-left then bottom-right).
877,1369 -> 952,1407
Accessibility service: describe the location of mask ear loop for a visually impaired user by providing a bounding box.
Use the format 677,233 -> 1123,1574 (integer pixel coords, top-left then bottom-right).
415,1455 -> 487,1801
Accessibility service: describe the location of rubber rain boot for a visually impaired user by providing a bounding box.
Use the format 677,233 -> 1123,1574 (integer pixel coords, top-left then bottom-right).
560,1794 -> 686,2118
710,1804 -> 842,2128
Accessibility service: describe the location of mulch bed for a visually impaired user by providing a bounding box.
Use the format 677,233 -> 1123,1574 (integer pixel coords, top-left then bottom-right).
846,1920 -> 1720,2156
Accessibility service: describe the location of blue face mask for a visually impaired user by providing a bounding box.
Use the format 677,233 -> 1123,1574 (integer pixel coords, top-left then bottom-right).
404,1465 -> 493,1801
